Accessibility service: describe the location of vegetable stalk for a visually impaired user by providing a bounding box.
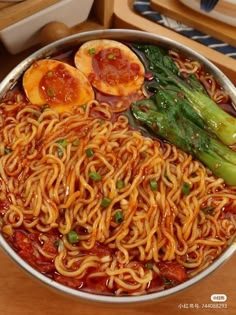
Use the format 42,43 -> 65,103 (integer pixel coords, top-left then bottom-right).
133,44 -> 236,146
131,89 -> 236,185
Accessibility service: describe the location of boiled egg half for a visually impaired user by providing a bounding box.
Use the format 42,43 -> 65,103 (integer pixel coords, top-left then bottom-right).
23,59 -> 94,113
74,39 -> 145,96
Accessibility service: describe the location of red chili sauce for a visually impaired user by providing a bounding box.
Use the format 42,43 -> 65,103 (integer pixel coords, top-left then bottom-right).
39,63 -> 80,105
91,47 -> 141,86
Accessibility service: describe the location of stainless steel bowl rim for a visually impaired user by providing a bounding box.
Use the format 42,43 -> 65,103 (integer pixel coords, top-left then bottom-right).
0,29 -> 236,303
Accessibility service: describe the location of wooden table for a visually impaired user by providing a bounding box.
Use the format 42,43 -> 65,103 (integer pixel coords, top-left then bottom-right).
0,248 -> 235,315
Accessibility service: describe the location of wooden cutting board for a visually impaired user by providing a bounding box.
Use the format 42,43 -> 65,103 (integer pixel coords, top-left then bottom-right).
0,0 -> 60,30
150,0 -> 236,47
0,248 -> 235,315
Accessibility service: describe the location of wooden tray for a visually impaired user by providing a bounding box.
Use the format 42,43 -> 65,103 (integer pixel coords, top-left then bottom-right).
0,0 -> 60,30
150,0 -> 236,47
113,0 -> 236,85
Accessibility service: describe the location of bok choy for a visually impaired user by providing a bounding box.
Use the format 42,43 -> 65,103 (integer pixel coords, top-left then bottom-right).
130,44 -> 236,185
133,44 -> 236,146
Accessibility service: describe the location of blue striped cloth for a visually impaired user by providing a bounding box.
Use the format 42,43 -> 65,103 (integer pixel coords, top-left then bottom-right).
133,0 -> 236,59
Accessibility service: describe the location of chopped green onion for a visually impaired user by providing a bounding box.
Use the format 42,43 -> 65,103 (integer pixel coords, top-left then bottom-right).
53,240 -> 60,248
107,53 -> 116,60
86,148 -> 94,157
88,48 -> 96,55
99,120 -> 105,125
114,211 -> 123,224
201,206 -> 215,215
57,148 -> 64,158
57,239 -> 64,252
149,179 -> 158,191
116,179 -> 125,189
145,262 -> 153,270
41,103 -> 50,112
182,182 -> 191,196
72,139 -> 80,146
89,172 -> 101,181
101,197 -> 111,208
162,277 -> 172,285
56,139 -> 68,147
33,111 -> 40,118
47,71 -> 53,77
4,148 -> 12,155
46,87 -> 55,97
164,172 -> 170,181
67,230 -> 79,244
82,104 -> 87,110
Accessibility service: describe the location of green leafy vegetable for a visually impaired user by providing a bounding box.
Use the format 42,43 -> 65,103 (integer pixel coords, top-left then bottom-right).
133,44 -> 236,146
131,88 -> 236,186
130,44 -> 236,186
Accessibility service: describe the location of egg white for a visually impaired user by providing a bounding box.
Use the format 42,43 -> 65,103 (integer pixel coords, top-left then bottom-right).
74,39 -> 145,96
23,59 -> 94,113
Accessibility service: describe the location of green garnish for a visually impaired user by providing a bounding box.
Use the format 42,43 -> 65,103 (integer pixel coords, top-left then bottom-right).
116,179 -> 125,189
82,104 -> 87,110
46,87 -> 55,97
162,277 -> 172,285
4,148 -> 12,155
56,139 -> 68,147
33,111 -> 40,119
67,230 -> 79,244
201,206 -> 215,215
114,211 -> 123,224
131,44 -> 236,186
164,173 -> 170,181
107,53 -> 116,60
145,262 -> 153,269
88,48 -> 96,55
101,197 -> 111,208
86,148 -> 94,157
72,139 -> 80,146
88,172 -> 101,181
41,103 -> 50,112
53,240 -> 60,248
182,182 -> 191,196
47,71 -> 53,77
57,148 -> 64,158
149,179 -> 158,191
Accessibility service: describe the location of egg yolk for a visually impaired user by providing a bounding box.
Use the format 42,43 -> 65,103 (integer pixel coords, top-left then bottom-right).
91,47 -> 142,87
39,63 -> 80,105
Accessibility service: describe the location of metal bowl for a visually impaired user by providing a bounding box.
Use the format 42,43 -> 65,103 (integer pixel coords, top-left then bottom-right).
0,29 -> 236,303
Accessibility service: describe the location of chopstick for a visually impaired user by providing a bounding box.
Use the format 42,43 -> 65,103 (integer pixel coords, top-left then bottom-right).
200,0 -> 219,12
